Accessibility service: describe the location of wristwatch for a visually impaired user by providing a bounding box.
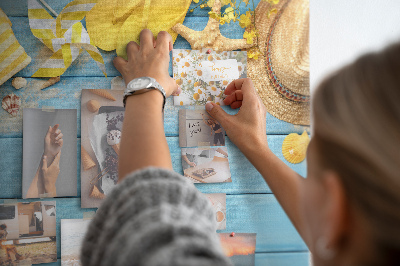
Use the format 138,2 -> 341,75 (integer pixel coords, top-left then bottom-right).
123,77 -> 166,110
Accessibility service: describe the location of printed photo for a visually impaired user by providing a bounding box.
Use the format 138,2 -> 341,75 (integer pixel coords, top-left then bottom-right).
61,219 -> 92,266
219,233 -> 257,266
181,147 -> 231,183
179,109 -> 225,147
81,89 -> 124,208
173,49 -> 247,106
0,201 -> 57,265
205,193 -> 226,230
22,108 -> 77,198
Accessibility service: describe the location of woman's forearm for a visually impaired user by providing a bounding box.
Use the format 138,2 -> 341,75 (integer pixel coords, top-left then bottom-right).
118,90 -> 172,181
242,141 -> 308,244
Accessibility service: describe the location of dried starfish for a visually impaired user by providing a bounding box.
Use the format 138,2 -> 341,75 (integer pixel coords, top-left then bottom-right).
172,0 -> 254,51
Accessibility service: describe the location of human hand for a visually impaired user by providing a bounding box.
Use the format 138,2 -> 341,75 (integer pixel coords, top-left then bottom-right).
189,162 -> 197,167
44,124 -> 63,165
205,78 -> 268,154
41,152 -> 61,197
113,29 -> 180,97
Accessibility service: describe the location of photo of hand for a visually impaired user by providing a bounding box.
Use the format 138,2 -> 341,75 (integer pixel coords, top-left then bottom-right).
26,124 -> 63,198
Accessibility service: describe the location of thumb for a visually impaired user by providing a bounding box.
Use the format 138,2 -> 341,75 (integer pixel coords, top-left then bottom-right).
205,102 -> 230,128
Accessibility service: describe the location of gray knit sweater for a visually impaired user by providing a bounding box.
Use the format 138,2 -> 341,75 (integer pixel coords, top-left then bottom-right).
81,167 -> 232,266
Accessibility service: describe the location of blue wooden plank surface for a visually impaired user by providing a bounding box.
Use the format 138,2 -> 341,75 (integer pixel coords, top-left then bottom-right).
0,135 -> 306,198
0,194 -> 307,257
31,251 -> 311,266
0,77 -> 310,137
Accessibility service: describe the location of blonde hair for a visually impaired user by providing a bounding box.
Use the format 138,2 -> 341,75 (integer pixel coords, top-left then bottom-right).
313,43 -> 400,264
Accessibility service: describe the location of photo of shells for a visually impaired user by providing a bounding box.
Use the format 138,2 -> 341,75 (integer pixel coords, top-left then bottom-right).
173,49 -> 247,106
219,233 -> 257,266
205,193 -> 226,230
181,147 -> 231,183
22,108 -> 77,199
0,201 -> 57,265
179,109 -> 226,147
81,89 -> 124,208
61,219 -> 92,266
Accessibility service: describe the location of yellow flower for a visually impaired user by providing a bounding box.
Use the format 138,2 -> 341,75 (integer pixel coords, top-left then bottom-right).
197,70 -> 203,76
198,89 -> 203,94
207,0 -> 215,7
208,55 -> 214,61
193,93 -> 200,100
194,81 -> 201,86
248,47 -> 261,60
211,86 -> 217,91
221,0 -> 231,5
209,81 -> 215,85
222,7 -> 235,24
194,0 -> 199,2
180,101 -> 183,105
184,62 -> 190,67
176,79 -> 183,85
239,11 -> 252,28
243,30 -> 257,44
223,80 -> 229,85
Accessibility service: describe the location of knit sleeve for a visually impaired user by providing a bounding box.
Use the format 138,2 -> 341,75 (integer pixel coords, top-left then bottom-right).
81,167 -> 232,266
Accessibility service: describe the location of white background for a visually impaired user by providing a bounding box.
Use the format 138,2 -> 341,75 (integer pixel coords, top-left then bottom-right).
310,0 -> 400,93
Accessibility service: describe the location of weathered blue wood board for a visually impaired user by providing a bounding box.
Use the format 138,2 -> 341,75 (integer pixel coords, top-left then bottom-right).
0,135 -> 306,198
0,195 -> 307,259
0,0 -> 310,264
37,251 -> 311,266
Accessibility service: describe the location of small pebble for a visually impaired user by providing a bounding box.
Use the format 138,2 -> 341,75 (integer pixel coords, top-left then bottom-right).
206,49 -> 212,54
230,232 -> 235,237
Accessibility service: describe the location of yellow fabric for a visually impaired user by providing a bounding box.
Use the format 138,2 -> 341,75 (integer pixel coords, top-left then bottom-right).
0,8 -> 31,86
86,0 -> 192,59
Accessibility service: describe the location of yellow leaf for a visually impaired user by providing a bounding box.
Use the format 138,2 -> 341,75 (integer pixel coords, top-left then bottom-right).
267,8 -> 278,18
221,0 -> 231,6
243,0 -> 249,5
194,0 -> 200,3
86,0 -> 191,58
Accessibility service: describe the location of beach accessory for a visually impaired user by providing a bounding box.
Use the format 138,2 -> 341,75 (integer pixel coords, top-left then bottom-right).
28,0 -> 106,77
247,0 -> 310,125
123,77 -> 166,110
173,0 -> 254,52
282,131 -> 309,164
0,9 -> 31,86
86,0 -> 191,60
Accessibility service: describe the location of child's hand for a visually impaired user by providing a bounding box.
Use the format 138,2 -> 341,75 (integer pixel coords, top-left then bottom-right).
44,124 -> 63,164
205,78 -> 268,154
113,29 -> 180,97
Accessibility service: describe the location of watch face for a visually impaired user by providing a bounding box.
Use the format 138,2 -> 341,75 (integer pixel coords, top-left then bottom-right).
131,77 -> 151,90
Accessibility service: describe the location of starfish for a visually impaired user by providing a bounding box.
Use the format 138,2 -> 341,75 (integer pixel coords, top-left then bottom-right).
172,0 -> 254,51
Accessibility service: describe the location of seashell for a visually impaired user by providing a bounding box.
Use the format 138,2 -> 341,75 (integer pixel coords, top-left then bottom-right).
81,145 -> 96,170
90,185 -> 105,199
89,89 -> 116,101
2,93 -> 21,117
282,131 -> 310,164
12,77 -> 27,90
40,76 -> 60,90
87,99 -> 101,113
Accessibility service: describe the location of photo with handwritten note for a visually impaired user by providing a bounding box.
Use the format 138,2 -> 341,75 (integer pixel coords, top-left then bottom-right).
173,49 -> 247,106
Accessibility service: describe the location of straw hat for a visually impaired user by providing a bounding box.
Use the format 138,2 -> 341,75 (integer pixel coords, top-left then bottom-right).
247,0 -> 310,125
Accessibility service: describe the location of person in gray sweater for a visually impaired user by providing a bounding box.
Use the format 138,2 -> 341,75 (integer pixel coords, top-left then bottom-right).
81,30 -> 233,266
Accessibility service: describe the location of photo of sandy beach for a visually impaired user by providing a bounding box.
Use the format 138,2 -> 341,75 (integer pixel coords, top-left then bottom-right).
61,219 -> 92,266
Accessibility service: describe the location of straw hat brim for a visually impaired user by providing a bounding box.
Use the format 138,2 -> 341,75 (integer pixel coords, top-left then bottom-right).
247,0 -> 310,125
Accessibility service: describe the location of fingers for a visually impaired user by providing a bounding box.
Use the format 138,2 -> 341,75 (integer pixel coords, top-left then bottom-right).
223,90 -> 243,108
224,78 -> 256,96
155,31 -> 172,53
139,29 -> 155,53
205,102 -> 230,128
55,133 -> 63,141
171,85 -> 182,96
113,56 -> 127,73
126,41 -> 139,61
57,139 -> 64,147
45,126 -> 52,138
42,156 -> 48,171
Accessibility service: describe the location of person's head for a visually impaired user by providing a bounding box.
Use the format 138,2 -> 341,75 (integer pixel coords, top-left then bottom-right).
207,119 -> 214,125
0,224 -> 7,230
302,43 -> 400,266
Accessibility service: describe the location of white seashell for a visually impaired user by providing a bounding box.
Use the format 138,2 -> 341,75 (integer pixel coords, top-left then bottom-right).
2,93 -> 21,117
12,77 -> 27,90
